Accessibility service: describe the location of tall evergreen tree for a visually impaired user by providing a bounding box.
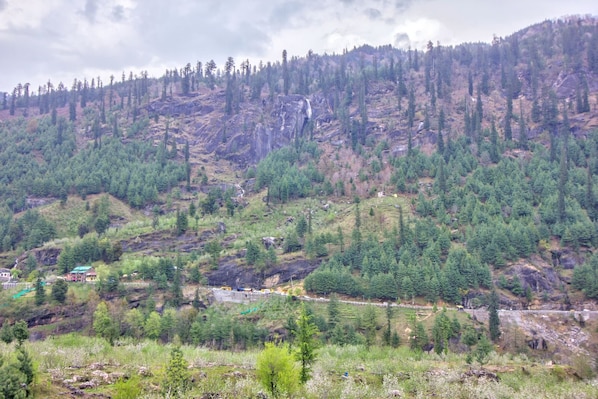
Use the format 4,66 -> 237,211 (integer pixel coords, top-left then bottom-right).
587,166 -> 596,221
489,120 -> 500,163
407,85 -> 416,129
504,93 -> 513,141
294,304 -> 319,384
557,137 -> 568,223
488,289 -> 501,342
34,277 -> 45,306
327,294 -> 340,329
282,50 -> 290,95
518,101 -> 528,150
467,70 -> 473,96
171,266 -> 183,307
162,346 -> 190,398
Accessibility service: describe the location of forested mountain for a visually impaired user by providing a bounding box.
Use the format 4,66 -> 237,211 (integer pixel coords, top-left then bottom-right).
2,15 -> 598,312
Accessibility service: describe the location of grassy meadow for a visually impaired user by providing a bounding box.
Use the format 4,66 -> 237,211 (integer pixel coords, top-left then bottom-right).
2,333 -> 596,399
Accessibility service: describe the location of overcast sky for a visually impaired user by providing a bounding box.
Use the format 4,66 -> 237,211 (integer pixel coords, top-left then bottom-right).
1,0 -> 597,92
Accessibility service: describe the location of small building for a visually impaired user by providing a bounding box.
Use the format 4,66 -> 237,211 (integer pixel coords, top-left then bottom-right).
67,266 -> 97,282
0,268 -> 11,282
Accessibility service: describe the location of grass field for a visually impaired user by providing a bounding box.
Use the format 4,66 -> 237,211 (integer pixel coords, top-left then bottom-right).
3,333 -> 596,399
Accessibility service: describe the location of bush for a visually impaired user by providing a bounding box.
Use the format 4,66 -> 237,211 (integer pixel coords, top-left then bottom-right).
256,343 -> 299,398
113,376 -> 142,399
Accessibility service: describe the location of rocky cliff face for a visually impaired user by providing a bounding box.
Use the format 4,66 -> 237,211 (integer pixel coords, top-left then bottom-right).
146,92 -> 326,168
216,94 -> 319,167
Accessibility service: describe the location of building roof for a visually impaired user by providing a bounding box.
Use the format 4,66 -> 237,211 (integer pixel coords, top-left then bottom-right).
0,268 -> 11,273
70,266 -> 93,274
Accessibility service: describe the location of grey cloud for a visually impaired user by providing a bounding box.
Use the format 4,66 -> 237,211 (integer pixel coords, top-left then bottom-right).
394,0 -> 415,12
394,32 -> 410,48
111,5 -> 125,22
82,0 -> 99,23
268,2 -> 306,30
0,0 -> 7,12
134,0 -> 271,65
365,8 -> 382,20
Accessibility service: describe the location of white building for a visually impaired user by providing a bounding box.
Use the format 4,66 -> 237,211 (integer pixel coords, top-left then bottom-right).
0,268 -> 11,282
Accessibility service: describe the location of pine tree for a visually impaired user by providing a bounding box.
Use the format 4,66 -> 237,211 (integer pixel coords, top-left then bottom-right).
282,50 -> 290,95
16,346 -> 35,390
328,294 -> 340,329
294,303 -> 320,383
192,288 -> 201,309
504,93 -> 513,141
398,206 -> 406,246
411,321 -> 429,351
383,303 -> 393,346
407,86 -> 416,128
337,226 -> 344,252
175,209 -> 188,236
476,88 -> 483,124
162,346 -> 190,398
34,277 -> 45,306
296,215 -> 308,238
489,120 -> 500,163
557,136 -> 568,223
12,320 -> 29,346
488,289 -> 501,342
0,320 -> 13,344
518,101 -> 528,150
51,279 -> 68,303
587,166 -> 595,221
246,240 -> 262,265
432,309 -> 452,354
437,159 -> 446,193
467,70 -> 473,96
362,304 -> 378,349
171,266 -> 183,307
475,334 -> 493,364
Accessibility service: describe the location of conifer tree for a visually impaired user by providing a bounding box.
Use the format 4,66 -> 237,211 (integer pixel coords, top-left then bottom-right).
504,93 -> 513,141
162,346 -> 190,398
294,303 -> 319,383
407,86 -> 416,128
171,266 -> 183,307
327,294 -> 340,329
34,277 -> 45,306
0,320 -> 13,344
16,345 -> 35,391
587,166 -> 595,221
51,279 -> 68,303
518,101 -> 528,150
490,120 -> 500,163
362,304 -> 378,349
12,320 -> 29,346
557,139 -> 568,223
488,289 -> 501,342
468,70 -> 473,96
383,303 -> 394,346
282,50 -> 290,95
192,288 -> 201,310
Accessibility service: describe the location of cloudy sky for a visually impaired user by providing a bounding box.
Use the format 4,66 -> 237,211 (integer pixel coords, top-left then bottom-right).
1,0 -> 597,92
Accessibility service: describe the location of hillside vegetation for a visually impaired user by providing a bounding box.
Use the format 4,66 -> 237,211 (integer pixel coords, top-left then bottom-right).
1,15 -> 598,397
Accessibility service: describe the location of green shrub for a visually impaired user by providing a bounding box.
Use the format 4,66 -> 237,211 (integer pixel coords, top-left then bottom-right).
113,375 -> 142,399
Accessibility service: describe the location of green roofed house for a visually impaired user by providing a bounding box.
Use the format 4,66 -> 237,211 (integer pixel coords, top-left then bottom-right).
67,266 -> 97,282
